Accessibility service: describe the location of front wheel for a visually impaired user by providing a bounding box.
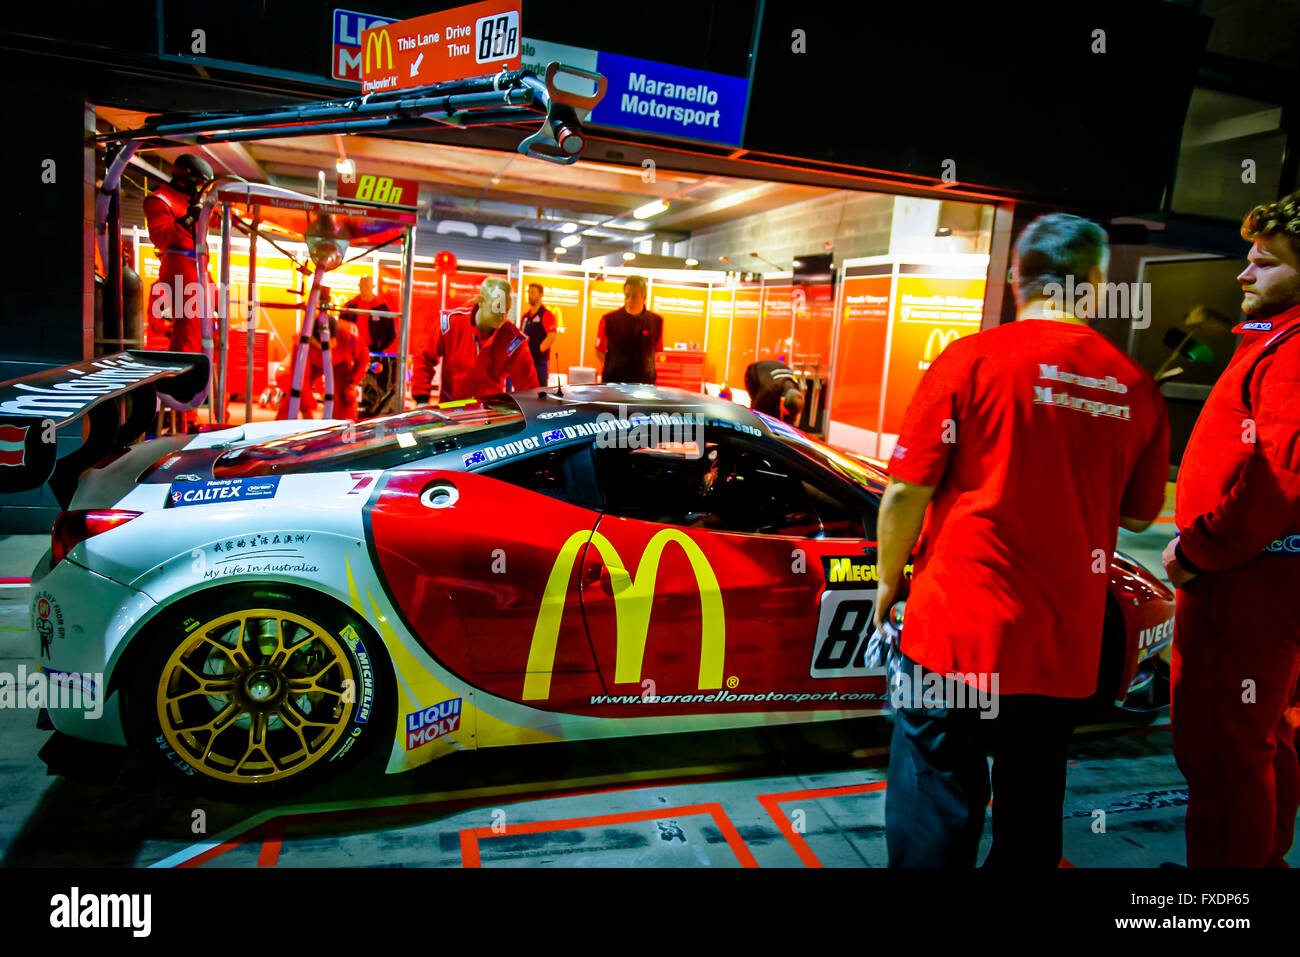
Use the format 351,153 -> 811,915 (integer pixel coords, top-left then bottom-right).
126,585 -> 386,799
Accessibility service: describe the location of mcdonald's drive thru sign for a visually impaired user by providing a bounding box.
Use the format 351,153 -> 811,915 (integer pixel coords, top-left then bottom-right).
360,0 -> 522,93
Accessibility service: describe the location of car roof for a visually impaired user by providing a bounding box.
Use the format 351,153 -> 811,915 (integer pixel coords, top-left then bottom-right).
511,384 -> 770,434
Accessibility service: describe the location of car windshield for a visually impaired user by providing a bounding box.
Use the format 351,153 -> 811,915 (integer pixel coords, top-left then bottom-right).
213,398 -> 525,476
757,412 -> 886,493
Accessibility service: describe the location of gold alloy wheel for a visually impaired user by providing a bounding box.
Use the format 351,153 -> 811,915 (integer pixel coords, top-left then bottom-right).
155,607 -> 357,785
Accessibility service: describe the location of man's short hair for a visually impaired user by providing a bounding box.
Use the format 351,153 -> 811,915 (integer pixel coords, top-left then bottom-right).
623,275 -> 648,294
527,282 -> 544,294
1013,213 -> 1109,301
478,276 -> 511,303
783,386 -> 804,416
1241,190 -> 1300,259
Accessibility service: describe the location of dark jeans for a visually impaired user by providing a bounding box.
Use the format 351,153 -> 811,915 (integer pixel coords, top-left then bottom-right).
534,356 -> 550,387
885,653 -> 1080,868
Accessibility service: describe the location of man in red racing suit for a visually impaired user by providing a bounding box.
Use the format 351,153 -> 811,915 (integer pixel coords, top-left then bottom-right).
411,276 -> 538,403
1164,190 -> 1300,867
143,153 -> 215,355
276,311 -> 367,421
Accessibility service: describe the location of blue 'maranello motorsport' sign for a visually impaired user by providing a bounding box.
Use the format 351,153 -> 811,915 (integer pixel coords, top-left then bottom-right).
589,52 -> 750,147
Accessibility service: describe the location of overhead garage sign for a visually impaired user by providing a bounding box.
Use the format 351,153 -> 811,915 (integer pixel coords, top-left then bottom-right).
359,0 -> 521,93
521,41 -> 749,147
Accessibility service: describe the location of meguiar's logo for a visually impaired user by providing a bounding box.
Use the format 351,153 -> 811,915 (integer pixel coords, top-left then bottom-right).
523,529 -> 724,700
365,28 -> 393,73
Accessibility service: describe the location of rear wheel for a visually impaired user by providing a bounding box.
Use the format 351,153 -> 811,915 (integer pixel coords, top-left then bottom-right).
126,585 -> 386,799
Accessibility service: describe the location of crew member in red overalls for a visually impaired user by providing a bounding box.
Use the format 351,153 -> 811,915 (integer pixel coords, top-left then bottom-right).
1164,190 -> 1300,867
143,154 -> 214,354
276,296 -> 367,421
411,276 -> 538,403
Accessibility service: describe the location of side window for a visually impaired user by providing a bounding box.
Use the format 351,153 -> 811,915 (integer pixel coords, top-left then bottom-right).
596,436 -> 822,537
802,480 -> 868,540
484,444 -> 599,510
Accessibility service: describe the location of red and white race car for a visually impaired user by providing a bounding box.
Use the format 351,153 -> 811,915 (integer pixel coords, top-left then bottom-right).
7,354 -> 1175,797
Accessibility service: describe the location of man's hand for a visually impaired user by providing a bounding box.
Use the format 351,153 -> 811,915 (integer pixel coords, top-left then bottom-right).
1162,537 -> 1198,588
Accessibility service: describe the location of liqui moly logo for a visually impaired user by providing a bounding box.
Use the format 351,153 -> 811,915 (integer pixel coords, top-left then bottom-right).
405,697 -> 462,750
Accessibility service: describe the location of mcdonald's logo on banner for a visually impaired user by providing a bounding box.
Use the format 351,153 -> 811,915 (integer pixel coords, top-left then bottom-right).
523,529 -> 725,700
364,28 -> 394,73
923,328 -> 960,362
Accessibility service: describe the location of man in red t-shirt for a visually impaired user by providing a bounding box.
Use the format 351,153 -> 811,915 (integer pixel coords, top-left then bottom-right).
876,213 -> 1170,867
411,276 -> 538,403
1161,191 -> 1300,867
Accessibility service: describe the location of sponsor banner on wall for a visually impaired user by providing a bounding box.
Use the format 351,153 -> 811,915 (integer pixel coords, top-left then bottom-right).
519,271 -> 585,377
583,279 -> 627,370
829,273 -> 893,440
879,275 -> 985,436
651,283 -> 709,350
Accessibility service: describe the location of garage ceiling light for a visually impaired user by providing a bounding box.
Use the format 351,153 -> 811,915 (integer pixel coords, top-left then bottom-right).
632,200 -> 669,220
560,222 -> 578,233
560,235 -> 582,247
554,246 -> 566,254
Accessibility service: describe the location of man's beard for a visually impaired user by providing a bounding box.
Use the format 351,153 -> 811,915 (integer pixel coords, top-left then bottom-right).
1244,289 -> 1300,317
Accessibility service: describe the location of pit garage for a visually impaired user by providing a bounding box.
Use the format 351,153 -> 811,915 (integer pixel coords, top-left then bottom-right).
0,0 -> 1297,899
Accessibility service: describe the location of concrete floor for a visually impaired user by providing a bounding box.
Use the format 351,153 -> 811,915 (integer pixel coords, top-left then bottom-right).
2,506 -> 1295,869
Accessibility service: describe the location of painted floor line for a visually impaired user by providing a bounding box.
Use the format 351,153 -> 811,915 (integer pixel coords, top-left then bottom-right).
460,802 -> 758,868
151,762 -> 791,867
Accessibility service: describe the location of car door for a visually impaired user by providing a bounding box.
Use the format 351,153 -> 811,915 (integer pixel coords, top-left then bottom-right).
578,431 -> 886,719
368,446 -> 605,711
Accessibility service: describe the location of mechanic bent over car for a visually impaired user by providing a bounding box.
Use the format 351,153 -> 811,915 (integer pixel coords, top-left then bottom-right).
1162,190 -> 1300,868
876,213 -> 1170,867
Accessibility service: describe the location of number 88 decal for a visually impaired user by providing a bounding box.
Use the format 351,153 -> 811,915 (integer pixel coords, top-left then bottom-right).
810,590 -> 881,677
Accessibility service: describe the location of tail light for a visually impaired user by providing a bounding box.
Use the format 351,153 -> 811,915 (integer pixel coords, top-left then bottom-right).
51,509 -> 142,567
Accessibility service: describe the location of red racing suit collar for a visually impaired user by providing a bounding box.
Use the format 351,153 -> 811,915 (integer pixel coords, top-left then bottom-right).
1230,301 -> 1300,334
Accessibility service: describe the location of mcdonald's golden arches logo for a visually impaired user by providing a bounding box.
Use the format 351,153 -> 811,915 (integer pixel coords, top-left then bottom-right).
523,529 -> 725,700
365,28 -> 394,73
923,328 -> 960,362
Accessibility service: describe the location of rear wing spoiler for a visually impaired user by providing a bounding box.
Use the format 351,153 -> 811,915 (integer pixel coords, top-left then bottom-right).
0,351 -> 209,506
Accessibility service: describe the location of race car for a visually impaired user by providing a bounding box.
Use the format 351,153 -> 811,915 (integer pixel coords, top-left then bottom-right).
13,357 -> 1176,797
